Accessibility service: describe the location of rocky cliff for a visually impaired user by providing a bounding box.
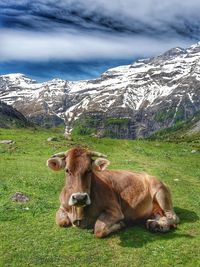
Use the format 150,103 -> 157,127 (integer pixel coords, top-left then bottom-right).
0,101 -> 30,128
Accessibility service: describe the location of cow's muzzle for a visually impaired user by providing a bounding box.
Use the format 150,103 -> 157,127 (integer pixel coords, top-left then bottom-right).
69,192 -> 91,207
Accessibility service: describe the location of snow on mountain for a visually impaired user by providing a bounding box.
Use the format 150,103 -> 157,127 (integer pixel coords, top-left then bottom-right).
0,42 -> 200,138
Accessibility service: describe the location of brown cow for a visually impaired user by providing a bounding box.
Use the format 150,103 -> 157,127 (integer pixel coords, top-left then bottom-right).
47,147 -> 179,238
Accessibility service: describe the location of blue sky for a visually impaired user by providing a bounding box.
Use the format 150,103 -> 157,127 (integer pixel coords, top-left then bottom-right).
0,0 -> 200,81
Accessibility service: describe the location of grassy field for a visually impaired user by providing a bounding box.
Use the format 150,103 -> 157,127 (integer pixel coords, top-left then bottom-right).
0,127 -> 200,267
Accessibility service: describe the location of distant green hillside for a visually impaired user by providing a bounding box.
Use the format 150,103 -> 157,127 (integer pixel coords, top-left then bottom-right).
150,110 -> 200,143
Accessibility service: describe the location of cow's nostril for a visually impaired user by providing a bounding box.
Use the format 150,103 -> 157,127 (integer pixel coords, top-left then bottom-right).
69,193 -> 91,206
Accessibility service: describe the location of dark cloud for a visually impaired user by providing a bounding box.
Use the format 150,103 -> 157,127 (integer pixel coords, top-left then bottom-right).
0,0 -> 200,80
1,0 -> 200,37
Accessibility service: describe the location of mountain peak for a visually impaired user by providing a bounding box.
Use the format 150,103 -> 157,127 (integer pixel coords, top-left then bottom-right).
2,73 -> 25,78
0,73 -> 37,86
0,41 -> 200,138
162,46 -> 186,56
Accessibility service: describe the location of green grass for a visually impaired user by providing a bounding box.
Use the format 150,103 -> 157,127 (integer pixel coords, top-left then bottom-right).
0,127 -> 200,267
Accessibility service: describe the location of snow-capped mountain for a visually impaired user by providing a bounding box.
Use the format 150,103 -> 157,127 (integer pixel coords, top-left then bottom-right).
1,42 -> 200,138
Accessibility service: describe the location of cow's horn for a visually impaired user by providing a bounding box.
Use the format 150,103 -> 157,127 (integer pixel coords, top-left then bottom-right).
89,151 -> 107,158
51,151 -> 67,158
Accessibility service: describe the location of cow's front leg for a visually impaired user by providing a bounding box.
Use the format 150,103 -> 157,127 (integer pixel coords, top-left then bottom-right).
94,210 -> 124,238
56,206 -> 72,227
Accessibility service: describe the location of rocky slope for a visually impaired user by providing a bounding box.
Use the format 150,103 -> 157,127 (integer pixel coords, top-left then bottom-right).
0,101 -> 30,128
149,110 -> 200,142
0,42 -> 200,138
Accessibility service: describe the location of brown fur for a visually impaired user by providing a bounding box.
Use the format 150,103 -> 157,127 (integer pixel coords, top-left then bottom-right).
47,148 -> 179,237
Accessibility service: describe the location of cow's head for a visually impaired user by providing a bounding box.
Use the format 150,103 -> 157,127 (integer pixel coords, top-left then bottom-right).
47,148 -> 110,207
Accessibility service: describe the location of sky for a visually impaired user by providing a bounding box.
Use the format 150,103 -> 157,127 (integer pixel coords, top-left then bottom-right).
0,0 -> 200,81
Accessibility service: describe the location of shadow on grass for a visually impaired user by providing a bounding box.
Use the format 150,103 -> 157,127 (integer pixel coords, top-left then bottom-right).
118,207 -> 199,248
174,207 -> 199,224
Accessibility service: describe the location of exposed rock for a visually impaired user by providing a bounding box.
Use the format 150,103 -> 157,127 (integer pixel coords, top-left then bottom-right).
191,150 -> 197,153
188,120 -> 200,134
0,140 -> 15,144
64,134 -> 72,141
22,207 -> 30,211
47,137 -> 58,141
91,133 -> 98,138
11,192 -> 29,202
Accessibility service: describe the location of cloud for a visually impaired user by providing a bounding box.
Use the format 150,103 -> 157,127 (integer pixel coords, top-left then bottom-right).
0,0 -> 200,62
0,28 -> 192,61
2,0 -> 200,35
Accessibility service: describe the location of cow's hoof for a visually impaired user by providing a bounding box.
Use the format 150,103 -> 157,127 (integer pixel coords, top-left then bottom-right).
119,221 -> 126,228
146,219 -> 170,233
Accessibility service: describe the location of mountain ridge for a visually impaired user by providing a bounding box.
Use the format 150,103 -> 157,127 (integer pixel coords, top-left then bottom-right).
0,42 -> 200,138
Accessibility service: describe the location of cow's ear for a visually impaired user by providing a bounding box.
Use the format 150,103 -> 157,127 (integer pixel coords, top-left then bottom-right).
92,158 -> 110,171
47,157 -> 66,171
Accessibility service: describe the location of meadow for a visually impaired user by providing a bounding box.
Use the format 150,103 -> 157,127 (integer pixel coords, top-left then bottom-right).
0,127 -> 200,267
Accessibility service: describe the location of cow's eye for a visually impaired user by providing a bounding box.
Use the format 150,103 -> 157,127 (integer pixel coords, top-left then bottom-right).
65,169 -> 69,173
